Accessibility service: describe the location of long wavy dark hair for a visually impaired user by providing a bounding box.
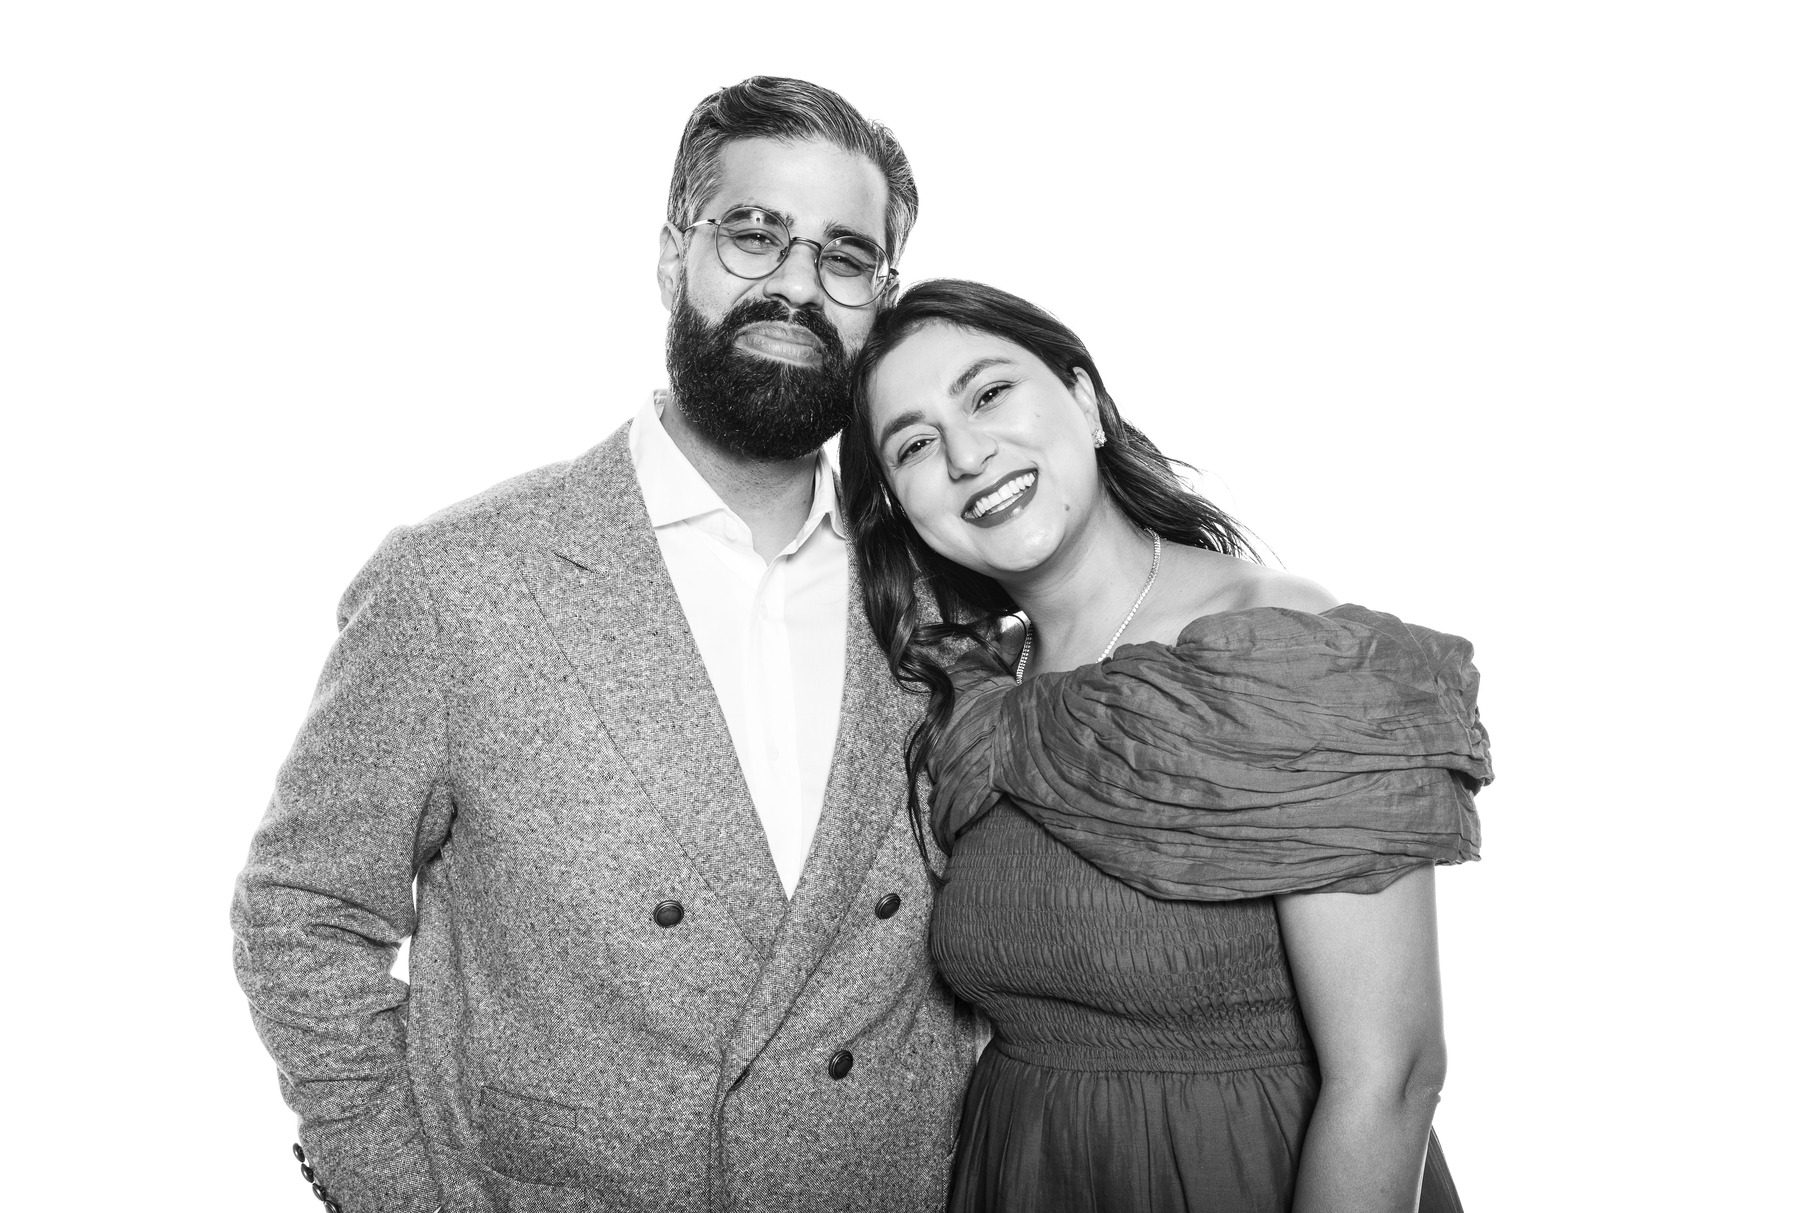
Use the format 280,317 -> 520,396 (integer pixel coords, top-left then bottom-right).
838,279 -> 1259,871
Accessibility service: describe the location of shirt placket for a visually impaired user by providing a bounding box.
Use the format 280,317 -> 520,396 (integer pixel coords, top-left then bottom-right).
745,553 -> 802,892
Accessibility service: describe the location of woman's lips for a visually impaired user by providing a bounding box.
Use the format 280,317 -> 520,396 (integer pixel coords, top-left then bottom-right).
963,469 -> 1038,529
734,322 -> 825,367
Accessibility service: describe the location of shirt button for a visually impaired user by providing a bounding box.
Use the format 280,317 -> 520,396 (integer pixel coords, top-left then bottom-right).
652,900 -> 685,928
874,893 -> 902,919
827,1049 -> 854,1080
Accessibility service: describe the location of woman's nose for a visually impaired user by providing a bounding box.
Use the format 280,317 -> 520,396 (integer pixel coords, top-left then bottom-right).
945,428 -> 997,477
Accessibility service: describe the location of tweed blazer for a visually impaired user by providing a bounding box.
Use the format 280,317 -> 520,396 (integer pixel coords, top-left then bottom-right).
232,427 -> 977,1213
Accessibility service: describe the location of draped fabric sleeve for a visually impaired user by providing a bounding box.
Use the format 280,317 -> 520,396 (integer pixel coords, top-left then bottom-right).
928,651 -> 1017,854
928,605 -> 1491,900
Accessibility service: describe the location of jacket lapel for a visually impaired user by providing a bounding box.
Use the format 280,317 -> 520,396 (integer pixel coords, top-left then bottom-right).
721,563 -> 915,1074
519,428 -> 788,954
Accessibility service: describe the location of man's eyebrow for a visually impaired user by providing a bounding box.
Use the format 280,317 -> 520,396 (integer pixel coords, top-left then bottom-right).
721,201 -> 798,229
717,204 -> 884,248
948,357 -> 1014,398
824,220 -> 887,248
876,408 -> 930,448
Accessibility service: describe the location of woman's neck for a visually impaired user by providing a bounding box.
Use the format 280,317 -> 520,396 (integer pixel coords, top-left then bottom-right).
1000,511 -> 1161,675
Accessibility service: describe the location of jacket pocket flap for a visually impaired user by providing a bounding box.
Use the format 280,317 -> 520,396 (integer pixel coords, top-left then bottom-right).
480,1086 -> 581,1131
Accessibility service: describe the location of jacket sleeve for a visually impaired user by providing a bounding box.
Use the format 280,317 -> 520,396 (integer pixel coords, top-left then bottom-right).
231,527 -> 454,1213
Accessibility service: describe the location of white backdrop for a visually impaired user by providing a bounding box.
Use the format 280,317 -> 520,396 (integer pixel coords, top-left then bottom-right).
4,2 -> 1812,1208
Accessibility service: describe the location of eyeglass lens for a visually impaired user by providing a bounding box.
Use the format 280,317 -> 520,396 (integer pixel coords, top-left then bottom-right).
713,207 -> 886,306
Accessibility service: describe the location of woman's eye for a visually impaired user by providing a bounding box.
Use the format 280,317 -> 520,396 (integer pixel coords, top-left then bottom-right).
895,436 -> 933,464
976,383 -> 1009,408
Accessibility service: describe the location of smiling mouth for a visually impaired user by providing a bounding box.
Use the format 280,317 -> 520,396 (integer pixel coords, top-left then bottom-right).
734,322 -> 825,367
963,470 -> 1038,523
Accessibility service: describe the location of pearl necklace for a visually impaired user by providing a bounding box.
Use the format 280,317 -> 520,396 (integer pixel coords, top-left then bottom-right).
1014,529 -> 1162,685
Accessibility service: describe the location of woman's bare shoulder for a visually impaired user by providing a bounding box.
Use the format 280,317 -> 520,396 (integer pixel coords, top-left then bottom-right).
1169,548 -> 1341,617
1229,565 -> 1341,614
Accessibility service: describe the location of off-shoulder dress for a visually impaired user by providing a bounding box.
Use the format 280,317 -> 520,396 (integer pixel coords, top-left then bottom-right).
926,605 -> 1491,1213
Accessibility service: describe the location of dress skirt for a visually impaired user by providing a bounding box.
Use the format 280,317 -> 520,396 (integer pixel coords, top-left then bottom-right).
933,803 -> 1464,1213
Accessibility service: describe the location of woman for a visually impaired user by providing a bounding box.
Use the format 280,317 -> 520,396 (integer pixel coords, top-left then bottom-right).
838,280 -> 1489,1213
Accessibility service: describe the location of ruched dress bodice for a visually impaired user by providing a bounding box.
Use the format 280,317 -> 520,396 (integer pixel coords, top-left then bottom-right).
926,606 -> 1489,1213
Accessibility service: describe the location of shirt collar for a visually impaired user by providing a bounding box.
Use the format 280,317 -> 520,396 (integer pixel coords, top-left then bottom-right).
630,391 -> 848,543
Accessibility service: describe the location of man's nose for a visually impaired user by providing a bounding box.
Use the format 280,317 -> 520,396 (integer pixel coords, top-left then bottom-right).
761,241 -> 825,309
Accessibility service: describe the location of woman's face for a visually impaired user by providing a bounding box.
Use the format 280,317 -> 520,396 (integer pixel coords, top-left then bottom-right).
867,323 -> 1104,579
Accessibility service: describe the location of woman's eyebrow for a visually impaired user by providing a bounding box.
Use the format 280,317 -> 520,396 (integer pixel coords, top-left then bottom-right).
948,357 -> 1014,398
877,408 -> 930,447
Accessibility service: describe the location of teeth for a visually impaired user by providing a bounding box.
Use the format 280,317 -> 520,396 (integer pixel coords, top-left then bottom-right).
966,473 -> 1035,520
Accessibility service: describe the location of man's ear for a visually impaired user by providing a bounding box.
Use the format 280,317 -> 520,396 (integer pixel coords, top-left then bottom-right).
657,223 -> 686,312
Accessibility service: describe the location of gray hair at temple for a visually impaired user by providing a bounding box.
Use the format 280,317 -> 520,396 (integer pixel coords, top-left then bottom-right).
667,76 -> 919,262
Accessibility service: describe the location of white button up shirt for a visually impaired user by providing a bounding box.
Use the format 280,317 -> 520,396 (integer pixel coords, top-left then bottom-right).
628,394 -> 849,898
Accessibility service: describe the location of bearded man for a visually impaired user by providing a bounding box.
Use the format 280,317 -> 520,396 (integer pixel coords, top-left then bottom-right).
232,77 -> 977,1213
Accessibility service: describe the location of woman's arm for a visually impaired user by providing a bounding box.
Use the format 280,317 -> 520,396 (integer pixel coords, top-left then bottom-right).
1276,863 -> 1446,1213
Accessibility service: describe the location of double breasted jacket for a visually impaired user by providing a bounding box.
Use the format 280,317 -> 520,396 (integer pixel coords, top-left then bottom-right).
232,428 -> 977,1213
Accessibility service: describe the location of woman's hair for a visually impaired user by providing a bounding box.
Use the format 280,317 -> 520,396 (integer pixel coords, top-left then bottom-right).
838,279 -> 1258,871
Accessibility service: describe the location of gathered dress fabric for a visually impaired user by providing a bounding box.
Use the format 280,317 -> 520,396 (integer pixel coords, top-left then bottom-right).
926,605 -> 1491,1213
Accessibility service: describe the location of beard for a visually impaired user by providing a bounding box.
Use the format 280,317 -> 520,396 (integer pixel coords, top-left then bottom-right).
664,283 -> 855,463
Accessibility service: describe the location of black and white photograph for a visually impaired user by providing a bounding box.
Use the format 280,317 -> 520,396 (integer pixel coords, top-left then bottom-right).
4,3 -> 1811,1209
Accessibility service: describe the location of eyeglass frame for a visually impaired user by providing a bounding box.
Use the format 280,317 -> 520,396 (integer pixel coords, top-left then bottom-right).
682,206 -> 899,308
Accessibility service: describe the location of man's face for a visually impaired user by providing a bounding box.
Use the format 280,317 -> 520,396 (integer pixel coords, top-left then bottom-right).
658,136 -> 891,461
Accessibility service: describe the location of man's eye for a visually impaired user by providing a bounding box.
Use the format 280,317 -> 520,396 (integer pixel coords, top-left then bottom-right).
820,252 -> 868,278
729,229 -> 784,253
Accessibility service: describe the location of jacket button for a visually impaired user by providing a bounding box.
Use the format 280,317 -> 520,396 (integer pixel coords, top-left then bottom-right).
827,1049 -> 854,1080
300,1163 -> 315,1183
652,900 -> 685,928
312,1180 -> 329,1201
874,892 -> 901,919
292,1143 -> 306,1163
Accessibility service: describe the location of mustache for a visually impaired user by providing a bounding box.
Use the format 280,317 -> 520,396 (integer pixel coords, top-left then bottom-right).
718,298 -> 844,356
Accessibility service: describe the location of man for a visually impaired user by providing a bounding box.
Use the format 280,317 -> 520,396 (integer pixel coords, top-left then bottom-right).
232,77 -> 976,1213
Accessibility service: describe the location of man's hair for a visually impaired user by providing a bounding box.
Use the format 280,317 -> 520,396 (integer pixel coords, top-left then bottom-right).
668,76 -> 917,262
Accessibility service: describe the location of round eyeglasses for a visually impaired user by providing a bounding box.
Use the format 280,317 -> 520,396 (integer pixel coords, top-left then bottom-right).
685,205 -> 897,308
